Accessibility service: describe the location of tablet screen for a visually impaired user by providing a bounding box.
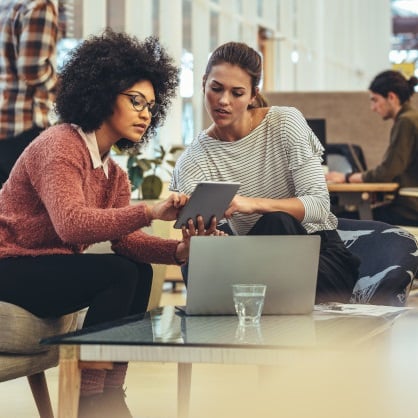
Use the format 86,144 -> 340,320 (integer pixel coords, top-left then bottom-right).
174,181 -> 240,229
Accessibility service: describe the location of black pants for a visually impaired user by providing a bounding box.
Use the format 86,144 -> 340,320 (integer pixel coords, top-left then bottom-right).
0,127 -> 43,186
182,212 -> 360,304
0,254 -> 153,328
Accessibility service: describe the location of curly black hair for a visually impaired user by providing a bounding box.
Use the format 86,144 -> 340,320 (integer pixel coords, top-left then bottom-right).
55,28 -> 180,144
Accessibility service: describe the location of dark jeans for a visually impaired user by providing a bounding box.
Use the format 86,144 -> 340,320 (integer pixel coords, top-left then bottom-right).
182,212 -> 360,304
0,127 -> 43,186
0,254 -> 153,328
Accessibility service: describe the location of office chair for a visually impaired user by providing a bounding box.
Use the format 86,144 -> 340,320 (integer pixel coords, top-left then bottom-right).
327,143 -> 368,218
326,143 -> 367,173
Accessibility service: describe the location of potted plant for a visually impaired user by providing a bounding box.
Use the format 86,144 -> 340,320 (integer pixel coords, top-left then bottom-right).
124,145 -> 185,199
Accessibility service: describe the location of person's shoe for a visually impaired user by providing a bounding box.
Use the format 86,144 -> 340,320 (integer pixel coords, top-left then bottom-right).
101,387 -> 133,418
77,393 -> 105,418
78,388 -> 133,418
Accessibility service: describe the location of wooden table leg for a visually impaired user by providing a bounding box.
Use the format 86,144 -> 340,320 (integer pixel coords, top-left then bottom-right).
336,192 -> 373,220
58,345 -> 81,418
177,362 -> 192,418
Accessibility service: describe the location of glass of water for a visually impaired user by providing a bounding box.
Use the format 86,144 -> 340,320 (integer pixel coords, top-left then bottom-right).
232,284 -> 266,326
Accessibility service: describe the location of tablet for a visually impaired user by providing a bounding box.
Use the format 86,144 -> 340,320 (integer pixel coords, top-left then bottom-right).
173,181 -> 240,229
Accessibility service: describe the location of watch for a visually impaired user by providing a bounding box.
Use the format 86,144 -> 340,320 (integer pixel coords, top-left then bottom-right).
345,172 -> 352,183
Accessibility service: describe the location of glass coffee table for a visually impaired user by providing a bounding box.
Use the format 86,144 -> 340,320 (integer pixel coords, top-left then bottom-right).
43,305 -> 414,418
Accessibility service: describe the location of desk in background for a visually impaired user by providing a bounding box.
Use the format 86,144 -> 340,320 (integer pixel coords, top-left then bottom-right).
327,182 -> 399,220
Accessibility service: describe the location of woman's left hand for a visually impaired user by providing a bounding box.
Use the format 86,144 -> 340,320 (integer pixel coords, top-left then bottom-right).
174,216 -> 227,264
224,195 -> 257,217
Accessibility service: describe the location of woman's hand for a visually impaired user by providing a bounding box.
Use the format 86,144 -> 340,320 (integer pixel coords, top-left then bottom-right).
174,216 -> 227,264
224,194 -> 305,221
149,192 -> 188,221
224,195 -> 257,217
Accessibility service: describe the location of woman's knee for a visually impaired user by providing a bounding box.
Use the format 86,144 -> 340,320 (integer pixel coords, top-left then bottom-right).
249,212 -> 306,235
101,256 -> 152,291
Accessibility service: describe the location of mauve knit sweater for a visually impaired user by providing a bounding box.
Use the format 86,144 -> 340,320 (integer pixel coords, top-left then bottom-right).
0,123 -> 180,264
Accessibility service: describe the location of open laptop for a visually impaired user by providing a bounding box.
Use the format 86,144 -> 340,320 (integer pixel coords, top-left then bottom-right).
178,235 -> 320,316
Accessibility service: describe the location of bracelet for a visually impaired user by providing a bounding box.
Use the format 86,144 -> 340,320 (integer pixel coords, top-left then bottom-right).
345,172 -> 352,183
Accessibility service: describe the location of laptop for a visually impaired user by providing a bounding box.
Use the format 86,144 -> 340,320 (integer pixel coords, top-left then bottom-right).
178,235 -> 320,316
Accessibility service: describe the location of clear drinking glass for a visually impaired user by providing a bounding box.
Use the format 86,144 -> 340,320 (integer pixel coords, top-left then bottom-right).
232,284 -> 266,326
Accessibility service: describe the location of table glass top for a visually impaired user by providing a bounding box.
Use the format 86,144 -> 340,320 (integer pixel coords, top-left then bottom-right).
42,305 -> 410,350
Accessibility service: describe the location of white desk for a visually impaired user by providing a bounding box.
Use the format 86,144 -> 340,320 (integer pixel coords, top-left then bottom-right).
398,187 -> 418,198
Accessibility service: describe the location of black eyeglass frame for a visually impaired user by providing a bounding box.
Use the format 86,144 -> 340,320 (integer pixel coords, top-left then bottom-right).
119,92 -> 159,116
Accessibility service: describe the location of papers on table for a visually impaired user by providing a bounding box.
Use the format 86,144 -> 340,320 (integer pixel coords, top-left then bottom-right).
314,303 -> 413,319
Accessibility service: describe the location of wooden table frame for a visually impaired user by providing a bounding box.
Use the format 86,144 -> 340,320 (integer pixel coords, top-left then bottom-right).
57,341 -> 365,418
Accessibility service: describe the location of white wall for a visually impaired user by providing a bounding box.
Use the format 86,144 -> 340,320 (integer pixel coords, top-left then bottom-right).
68,0 -> 392,141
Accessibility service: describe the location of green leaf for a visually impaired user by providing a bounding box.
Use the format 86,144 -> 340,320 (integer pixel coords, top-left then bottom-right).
136,159 -> 153,171
127,155 -> 136,169
128,166 -> 144,191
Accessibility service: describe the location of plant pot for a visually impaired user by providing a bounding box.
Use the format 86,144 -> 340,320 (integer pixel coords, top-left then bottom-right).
141,174 -> 163,199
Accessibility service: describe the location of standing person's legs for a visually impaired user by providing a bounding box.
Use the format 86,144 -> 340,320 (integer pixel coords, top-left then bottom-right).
248,212 -> 360,303
0,127 -> 43,186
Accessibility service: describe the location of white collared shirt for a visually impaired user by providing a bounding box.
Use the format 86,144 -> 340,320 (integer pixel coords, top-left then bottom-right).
72,124 -> 110,178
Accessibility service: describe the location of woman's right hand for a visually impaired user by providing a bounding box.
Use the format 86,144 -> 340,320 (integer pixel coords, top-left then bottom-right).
175,216 -> 227,264
149,192 -> 189,221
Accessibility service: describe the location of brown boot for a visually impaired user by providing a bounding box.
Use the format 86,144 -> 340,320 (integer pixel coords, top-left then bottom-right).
77,393 -> 105,418
101,387 -> 133,418
78,388 -> 133,418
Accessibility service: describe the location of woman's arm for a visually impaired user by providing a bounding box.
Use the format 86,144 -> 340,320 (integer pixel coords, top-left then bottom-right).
225,154 -> 330,224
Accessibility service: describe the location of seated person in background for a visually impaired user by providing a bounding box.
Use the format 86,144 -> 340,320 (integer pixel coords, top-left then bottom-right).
170,41 -> 360,305
326,70 -> 418,226
0,29 -> 223,418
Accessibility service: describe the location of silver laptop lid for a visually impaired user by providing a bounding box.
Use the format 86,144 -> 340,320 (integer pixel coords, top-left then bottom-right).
185,235 -> 320,315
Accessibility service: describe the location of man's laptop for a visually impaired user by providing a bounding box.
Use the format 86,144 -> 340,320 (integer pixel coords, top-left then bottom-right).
177,235 -> 320,316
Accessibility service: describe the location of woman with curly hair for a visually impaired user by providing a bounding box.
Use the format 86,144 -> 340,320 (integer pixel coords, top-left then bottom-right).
0,29 -> 221,417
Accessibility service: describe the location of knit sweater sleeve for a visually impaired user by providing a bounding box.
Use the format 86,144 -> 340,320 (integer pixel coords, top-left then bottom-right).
111,229 -> 180,265
29,162 -> 150,244
22,127 -> 169,247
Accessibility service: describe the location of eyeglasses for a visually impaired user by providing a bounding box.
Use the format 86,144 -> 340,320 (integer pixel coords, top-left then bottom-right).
119,92 -> 159,117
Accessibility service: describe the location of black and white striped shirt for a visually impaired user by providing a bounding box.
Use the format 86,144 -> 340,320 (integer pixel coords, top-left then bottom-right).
171,106 -> 337,234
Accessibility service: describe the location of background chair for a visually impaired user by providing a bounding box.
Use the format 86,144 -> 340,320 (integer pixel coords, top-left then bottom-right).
337,218 -> 418,306
327,143 -> 372,218
326,143 -> 367,174
0,303 -> 79,418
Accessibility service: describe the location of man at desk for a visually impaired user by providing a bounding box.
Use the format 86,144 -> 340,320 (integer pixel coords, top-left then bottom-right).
326,70 -> 418,226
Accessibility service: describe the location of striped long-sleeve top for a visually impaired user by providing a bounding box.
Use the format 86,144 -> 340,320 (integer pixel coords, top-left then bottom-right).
0,0 -> 58,139
171,106 -> 337,235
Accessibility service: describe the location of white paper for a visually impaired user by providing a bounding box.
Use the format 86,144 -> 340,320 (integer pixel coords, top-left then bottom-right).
314,302 -> 413,318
